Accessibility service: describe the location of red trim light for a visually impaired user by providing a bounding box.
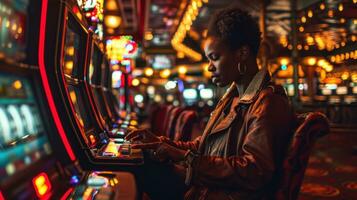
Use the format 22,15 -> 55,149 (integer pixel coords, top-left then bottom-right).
0,191 -> 5,200
39,0 -> 76,160
60,187 -> 73,200
32,173 -> 52,198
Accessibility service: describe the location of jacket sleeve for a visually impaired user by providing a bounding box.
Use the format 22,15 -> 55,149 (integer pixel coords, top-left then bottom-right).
189,92 -> 293,190
159,136 -> 201,152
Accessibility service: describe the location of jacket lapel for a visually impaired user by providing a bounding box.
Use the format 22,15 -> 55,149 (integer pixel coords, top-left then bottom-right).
206,70 -> 271,135
197,70 -> 271,153
198,83 -> 236,152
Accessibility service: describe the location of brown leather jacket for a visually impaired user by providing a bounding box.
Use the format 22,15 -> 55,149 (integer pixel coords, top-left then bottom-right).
164,70 -> 295,200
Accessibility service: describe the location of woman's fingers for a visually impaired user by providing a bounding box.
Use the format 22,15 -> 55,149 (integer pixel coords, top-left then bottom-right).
125,129 -> 145,140
131,142 -> 161,149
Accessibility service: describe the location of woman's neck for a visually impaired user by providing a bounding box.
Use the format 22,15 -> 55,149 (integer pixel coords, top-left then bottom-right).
235,59 -> 259,97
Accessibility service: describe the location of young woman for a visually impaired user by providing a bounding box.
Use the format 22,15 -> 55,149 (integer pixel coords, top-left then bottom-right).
127,7 -> 295,200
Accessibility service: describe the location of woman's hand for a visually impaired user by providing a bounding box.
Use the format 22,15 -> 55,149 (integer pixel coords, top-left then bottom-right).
125,128 -> 161,145
125,128 -> 186,162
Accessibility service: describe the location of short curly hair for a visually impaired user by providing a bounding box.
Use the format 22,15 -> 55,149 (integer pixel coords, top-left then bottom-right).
207,7 -> 261,56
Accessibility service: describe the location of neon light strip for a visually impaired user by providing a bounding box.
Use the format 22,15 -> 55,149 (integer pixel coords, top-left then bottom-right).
0,191 -> 5,200
38,0 -> 76,161
60,187 -> 73,200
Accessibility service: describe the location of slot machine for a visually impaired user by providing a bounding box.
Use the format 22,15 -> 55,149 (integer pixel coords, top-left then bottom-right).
0,0 -> 138,199
85,39 -> 138,138
39,0 -> 143,170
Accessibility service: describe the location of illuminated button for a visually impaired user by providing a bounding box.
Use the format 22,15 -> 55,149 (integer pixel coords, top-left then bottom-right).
87,176 -> 107,187
32,172 -> 52,198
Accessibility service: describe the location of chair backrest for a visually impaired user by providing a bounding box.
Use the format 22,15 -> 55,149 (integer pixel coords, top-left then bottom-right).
173,110 -> 198,141
275,112 -> 330,200
164,107 -> 185,139
151,104 -> 170,135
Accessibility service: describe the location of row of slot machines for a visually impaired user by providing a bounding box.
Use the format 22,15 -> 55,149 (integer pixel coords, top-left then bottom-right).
0,0 -> 141,199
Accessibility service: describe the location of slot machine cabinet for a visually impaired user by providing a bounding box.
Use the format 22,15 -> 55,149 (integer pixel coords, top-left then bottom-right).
0,61 -> 75,199
0,0 -> 76,198
0,0 -> 137,199
85,39 -> 138,138
40,0 -> 143,170
85,40 -> 119,132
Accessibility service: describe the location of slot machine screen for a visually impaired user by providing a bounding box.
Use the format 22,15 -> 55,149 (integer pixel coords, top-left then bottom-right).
199,88 -> 213,99
0,0 -> 28,61
62,15 -> 87,78
62,14 -> 95,135
67,85 -> 94,131
336,86 -> 348,95
183,89 -> 198,105
88,43 -> 102,84
0,74 -> 52,183
88,45 -> 110,122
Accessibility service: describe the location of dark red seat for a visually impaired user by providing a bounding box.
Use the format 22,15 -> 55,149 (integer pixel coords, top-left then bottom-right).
151,105 -> 170,136
275,112 -> 330,200
164,107 -> 185,139
173,110 -> 198,142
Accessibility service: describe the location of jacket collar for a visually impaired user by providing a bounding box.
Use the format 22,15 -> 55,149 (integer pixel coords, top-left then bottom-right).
238,69 -> 270,104
218,69 -> 270,106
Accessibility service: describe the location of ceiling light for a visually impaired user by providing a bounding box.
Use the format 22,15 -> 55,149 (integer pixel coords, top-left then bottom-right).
307,57 -> 317,66
144,32 -> 153,40
338,4 -> 343,12
320,3 -> 325,10
299,26 -> 304,32
106,0 -> 118,11
307,10 -> 313,18
301,16 -> 306,23
104,15 -> 121,28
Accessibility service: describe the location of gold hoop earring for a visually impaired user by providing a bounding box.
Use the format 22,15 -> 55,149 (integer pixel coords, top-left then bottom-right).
237,62 -> 246,75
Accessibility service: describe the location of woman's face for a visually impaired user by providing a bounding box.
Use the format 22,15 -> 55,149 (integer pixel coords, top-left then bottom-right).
204,36 -> 239,87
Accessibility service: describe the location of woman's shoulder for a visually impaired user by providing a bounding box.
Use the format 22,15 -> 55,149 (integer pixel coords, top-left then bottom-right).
259,83 -> 288,100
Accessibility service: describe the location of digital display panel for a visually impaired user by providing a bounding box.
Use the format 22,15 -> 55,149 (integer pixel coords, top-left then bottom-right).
88,43 -> 102,84
0,0 -> 28,61
336,86 -> 348,95
183,89 -> 198,100
62,19 -> 86,78
67,85 -> 93,131
0,74 -> 52,183
148,54 -> 174,69
199,88 -> 213,99
62,14 -> 95,140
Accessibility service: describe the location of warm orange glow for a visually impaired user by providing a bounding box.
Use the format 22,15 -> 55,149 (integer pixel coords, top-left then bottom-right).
160,69 -> 171,78
132,78 -> 140,86
328,10 -> 334,17
32,173 -> 52,198
65,61 -> 73,70
144,68 -> 154,76
89,135 -> 96,144
106,0 -> 118,10
144,32 -> 153,40
341,72 -> 349,80
104,15 -> 121,28
130,120 -> 138,126
13,80 -> 22,89
320,3 -> 325,10
280,58 -> 289,66
301,16 -> 306,23
178,66 -> 187,74
307,10 -> 313,18
338,3 -> 343,11
66,46 -> 74,56
307,57 -> 317,66
177,52 -> 185,58
69,91 -> 77,103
